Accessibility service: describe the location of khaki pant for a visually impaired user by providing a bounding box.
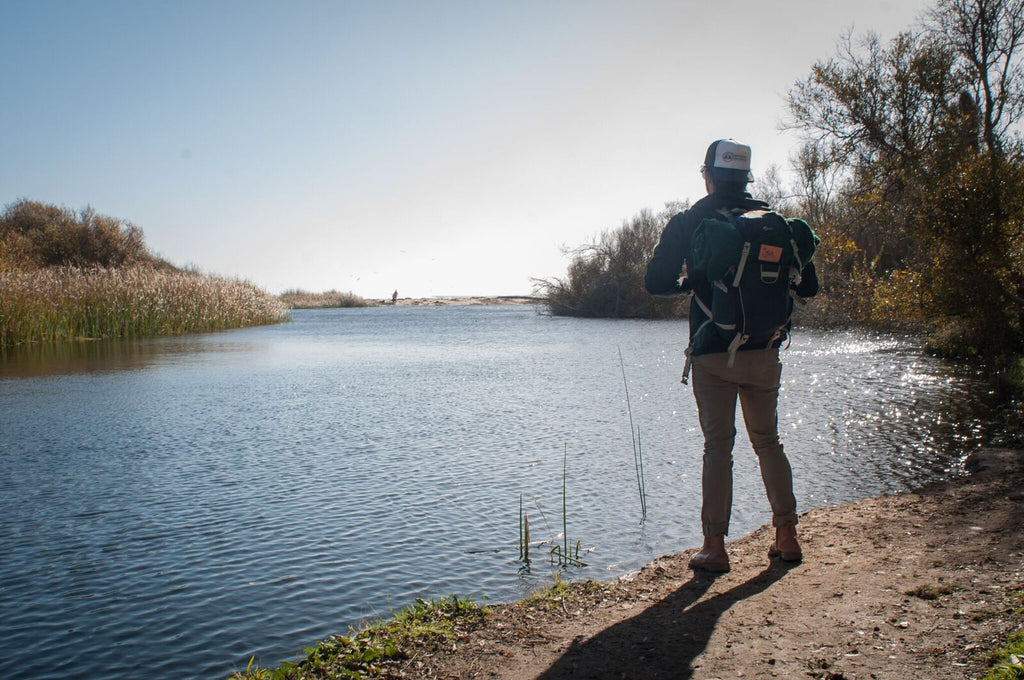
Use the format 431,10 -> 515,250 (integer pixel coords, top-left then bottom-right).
691,349 -> 797,537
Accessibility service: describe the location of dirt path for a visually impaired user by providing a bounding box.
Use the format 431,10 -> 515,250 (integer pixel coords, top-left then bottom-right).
396,449 -> 1024,679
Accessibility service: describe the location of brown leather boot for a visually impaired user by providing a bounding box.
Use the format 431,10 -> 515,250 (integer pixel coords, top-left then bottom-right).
768,524 -> 802,562
689,535 -> 730,572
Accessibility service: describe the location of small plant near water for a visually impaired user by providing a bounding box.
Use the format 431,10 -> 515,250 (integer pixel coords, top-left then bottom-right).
522,574 -> 574,607
550,444 -> 587,568
518,494 -> 532,566
550,538 -> 586,567
517,445 -> 588,571
517,493 -> 556,573
520,575 -> 611,615
522,572 -> 571,606
231,595 -> 485,680
517,349 -> 648,573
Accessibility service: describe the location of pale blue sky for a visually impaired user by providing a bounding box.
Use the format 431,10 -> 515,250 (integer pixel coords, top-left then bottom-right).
2,0 -> 930,298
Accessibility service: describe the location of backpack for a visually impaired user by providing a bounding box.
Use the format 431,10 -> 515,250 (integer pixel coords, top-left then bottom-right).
681,209 -> 817,382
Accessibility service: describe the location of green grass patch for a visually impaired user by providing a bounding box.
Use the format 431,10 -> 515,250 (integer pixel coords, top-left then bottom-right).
521,575 -> 608,612
230,595 -> 485,680
982,630 -> 1024,680
522,573 -> 572,608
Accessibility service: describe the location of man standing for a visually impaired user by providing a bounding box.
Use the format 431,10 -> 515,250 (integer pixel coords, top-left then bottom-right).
645,139 -> 818,572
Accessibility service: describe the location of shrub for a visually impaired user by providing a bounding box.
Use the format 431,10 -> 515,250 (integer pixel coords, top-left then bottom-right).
0,199 -> 166,269
534,204 -> 689,319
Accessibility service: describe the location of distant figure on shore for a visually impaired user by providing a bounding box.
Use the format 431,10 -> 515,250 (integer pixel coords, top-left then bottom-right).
392,290 -> 398,304
645,138 -> 819,573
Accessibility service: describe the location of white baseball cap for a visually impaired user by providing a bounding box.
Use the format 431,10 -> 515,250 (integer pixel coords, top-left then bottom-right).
703,139 -> 754,183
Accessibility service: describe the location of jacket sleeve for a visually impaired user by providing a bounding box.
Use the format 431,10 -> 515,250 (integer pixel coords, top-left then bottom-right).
793,260 -> 819,298
645,214 -> 689,295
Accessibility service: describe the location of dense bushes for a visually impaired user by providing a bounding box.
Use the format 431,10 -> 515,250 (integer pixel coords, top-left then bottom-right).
0,199 -> 168,270
782,0 -> 1024,358
533,205 -> 688,319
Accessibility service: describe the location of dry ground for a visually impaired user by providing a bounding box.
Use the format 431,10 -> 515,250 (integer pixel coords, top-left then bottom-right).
393,449 -> 1024,680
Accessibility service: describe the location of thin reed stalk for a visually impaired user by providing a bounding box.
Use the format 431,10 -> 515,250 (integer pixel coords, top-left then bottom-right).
637,426 -> 647,516
618,346 -> 647,520
562,444 -> 568,557
518,494 -> 531,563
550,443 -> 586,567
523,515 -> 531,563
519,495 -> 523,559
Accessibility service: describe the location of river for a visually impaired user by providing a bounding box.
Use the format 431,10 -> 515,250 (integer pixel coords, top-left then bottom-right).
0,304 -> 1017,679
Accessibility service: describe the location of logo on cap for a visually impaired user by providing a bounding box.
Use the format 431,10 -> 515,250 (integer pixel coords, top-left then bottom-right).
718,149 -> 749,168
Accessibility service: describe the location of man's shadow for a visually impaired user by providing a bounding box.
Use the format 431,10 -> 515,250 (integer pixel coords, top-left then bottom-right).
535,562 -> 795,680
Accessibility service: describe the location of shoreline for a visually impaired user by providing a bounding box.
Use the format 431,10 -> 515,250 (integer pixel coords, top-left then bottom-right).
388,295 -> 542,307
245,448 -> 1024,679
402,448 -> 1024,679
280,295 -> 543,310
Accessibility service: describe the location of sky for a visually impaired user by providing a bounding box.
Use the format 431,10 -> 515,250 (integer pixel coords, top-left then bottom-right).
1,0 -> 933,299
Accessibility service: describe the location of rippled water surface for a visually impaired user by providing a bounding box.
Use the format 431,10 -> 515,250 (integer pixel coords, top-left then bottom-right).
0,305 -> 1016,679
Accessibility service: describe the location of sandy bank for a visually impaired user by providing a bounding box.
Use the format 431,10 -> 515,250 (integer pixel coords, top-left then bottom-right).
392,449 -> 1024,679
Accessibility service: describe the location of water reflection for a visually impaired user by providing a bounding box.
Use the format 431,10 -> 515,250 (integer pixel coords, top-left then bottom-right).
0,309 -> 1020,680
0,334 -> 255,379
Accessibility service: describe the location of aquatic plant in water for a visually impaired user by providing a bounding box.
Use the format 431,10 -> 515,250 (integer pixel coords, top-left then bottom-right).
550,444 -> 587,568
618,346 -> 647,521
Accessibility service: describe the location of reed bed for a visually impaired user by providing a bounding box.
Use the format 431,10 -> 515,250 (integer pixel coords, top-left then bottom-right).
0,266 -> 288,350
278,289 -> 371,309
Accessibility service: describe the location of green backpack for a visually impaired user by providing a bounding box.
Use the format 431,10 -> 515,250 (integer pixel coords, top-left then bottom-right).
692,211 -> 817,283
688,210 -> 818,370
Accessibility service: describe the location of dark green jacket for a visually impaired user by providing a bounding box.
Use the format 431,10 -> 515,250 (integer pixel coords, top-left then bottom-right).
644,191 -> 819,356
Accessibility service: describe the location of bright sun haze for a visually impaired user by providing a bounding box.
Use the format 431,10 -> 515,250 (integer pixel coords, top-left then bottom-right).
0,0 -> 930,298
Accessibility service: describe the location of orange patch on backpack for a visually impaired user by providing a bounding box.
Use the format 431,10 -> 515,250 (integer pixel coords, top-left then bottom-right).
758,244 -> 783,263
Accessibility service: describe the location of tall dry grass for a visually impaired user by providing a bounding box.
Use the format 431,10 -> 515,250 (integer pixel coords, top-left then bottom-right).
0,266 -> 288,350
278,289 -> 370,309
